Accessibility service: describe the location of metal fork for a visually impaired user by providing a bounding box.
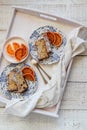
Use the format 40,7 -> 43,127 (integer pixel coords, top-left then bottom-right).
35,64 -> 48,84
31,59 -> 51,84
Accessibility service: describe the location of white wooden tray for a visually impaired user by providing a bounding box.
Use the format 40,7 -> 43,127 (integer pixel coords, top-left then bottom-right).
0,6 -> 81,118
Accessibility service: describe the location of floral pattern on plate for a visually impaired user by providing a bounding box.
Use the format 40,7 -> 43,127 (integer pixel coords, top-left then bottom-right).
0,63 -> 38,99
29,25 -> 67,64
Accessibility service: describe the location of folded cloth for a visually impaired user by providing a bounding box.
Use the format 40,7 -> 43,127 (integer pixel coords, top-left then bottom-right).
36,26 -> 87,108
0,26 -> 87,117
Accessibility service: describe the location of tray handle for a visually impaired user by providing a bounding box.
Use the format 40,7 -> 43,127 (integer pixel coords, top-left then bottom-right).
40,14 -> 57,21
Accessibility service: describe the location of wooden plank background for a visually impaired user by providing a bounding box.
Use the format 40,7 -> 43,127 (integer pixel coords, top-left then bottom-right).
0,0 -> 87,130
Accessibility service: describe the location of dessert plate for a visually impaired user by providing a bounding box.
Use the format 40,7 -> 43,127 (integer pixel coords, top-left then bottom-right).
29,25 -> 67,64
3,37 -> 29,64
0,63 -> 38,99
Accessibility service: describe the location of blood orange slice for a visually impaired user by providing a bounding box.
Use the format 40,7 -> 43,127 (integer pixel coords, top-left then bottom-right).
53,32 -> 62,47
15,48 -> 23,61
13,42 -> 20,51
21,44 -> 28,58
22,66 -> 35,76
46,31 -> 56,44
23,73 -> 35,81
6,43 -> 14,56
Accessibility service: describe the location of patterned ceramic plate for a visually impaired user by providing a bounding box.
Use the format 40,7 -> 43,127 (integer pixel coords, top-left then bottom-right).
29,25 -> 67,64
0,63 -> 38,99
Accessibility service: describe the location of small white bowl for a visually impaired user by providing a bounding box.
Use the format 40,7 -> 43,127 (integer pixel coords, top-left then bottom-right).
3,36 -> 29,63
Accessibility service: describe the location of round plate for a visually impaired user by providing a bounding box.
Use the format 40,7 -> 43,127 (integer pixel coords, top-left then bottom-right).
0,63 -> 38,99
3,37 -> 29,64
29,25 -> 67,64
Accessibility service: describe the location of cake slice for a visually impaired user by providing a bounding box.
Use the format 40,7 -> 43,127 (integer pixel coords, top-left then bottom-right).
35,38 -> 49,60
14,72 -> 28,93
7,70 -> 28,93
7,70 -> 18,92
7,81 -> 18,92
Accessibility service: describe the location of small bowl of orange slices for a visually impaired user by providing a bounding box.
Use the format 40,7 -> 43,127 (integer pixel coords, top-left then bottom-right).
3,37 -> 29,63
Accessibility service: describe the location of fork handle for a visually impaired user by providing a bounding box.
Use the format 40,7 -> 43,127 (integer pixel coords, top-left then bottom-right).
38,64 -> 51,80
37,65 -> 48,84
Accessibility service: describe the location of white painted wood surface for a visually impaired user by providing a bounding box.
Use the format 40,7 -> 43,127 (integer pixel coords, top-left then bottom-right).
0,0 -> 87,130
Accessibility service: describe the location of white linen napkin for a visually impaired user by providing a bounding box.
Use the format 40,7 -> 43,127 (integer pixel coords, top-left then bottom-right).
0,26 -> 87,117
